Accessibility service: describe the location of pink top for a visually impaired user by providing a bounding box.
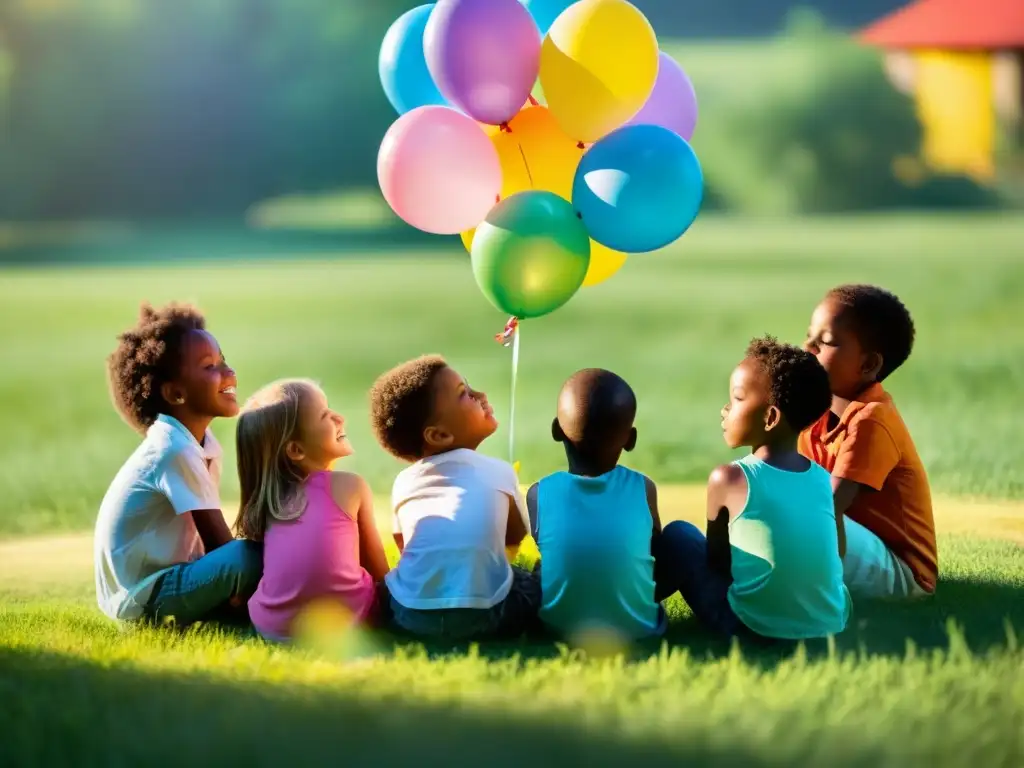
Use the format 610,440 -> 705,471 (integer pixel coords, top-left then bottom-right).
249,471 -> 375,639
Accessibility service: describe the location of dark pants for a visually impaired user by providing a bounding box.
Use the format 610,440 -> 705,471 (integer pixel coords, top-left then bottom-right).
387,566 -> 541,641
145,539 -> 263,627
653,520 -> 754,639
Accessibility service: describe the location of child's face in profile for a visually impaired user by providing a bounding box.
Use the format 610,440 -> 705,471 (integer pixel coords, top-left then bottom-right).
168,330 -> 239,419
720,358 -> 770,450
805,299 -> 874,401
293,386 -> 353,471
425,366 -> 497,453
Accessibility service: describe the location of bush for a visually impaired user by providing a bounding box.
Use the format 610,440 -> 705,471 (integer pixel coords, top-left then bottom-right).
693,12 -> 1000,213
0,0 -> 403,219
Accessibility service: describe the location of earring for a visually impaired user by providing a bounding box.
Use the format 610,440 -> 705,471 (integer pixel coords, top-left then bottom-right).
174,396 -> 185,405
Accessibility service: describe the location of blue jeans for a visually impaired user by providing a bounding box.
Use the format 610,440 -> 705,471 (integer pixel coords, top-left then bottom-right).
654,521 -> 751,638
146,540 -> 263,626
388,566 -> 541,641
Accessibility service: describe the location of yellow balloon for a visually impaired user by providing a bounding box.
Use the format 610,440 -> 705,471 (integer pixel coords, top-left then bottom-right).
539,0 -> 658,143
460,228 -> 475,252
490,105 -> 582,200
583,241 -> 628,287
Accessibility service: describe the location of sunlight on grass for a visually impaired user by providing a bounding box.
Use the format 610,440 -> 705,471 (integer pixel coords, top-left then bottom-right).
247,190 -> 397,231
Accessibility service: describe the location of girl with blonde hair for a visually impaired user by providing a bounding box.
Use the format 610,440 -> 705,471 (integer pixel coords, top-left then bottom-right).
235,379 -> 389,641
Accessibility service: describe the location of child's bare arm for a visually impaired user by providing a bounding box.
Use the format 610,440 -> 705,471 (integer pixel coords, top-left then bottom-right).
829,414 -> 899,559
644,476 -> 663,535
505,494 -> 528,548
526,483 -> 539,540
194,509 -> 233,551
705,464 -> 747,579
331,473 -> 390,580
831,477 -> 864,559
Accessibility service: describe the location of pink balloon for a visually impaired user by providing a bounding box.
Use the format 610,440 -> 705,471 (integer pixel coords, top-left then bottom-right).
626,52 -> 698,141
378,106 -> 501,235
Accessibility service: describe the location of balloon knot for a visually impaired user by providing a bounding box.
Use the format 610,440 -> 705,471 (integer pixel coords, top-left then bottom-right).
576,141 -> 585,149
576,211 -> 583,219
495,317 -> 519,346
499,122 -> 511,133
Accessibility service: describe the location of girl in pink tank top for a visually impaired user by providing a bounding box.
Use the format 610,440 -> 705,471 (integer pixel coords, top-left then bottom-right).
234,379 -> 390,641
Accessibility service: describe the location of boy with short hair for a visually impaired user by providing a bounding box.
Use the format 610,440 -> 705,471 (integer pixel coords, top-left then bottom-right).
802,284 -> 938,598
369,355 -> 538,640
527,369 -> 666,641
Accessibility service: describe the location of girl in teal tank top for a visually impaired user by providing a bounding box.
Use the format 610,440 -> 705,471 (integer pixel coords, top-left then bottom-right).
527,369 -> 667,641
655,337 -> 851,640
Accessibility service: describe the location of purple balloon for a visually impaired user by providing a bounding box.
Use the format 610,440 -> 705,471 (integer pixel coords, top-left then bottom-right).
424,0 -> 541,126
627,52 -> 699,141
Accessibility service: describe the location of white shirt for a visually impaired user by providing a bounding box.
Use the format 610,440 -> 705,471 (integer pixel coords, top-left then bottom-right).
385,449 -> 528,610
94,415 -> 223,620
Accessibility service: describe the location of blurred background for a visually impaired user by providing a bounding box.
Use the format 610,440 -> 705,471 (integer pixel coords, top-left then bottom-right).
1,0 -> 1023,532
0,0 -> 1021,261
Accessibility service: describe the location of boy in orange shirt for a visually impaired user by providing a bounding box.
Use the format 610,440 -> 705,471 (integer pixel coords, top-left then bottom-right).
801,285 -> 937,599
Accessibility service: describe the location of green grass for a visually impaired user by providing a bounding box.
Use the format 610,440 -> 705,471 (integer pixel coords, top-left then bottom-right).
2,524 -> 1023,767
2,213 -> 1024,765
1,214 -> 1023,536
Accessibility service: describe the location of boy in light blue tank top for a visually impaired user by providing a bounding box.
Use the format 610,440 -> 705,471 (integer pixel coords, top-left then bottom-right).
656,337 -> 851,640
526,369 -> 667,641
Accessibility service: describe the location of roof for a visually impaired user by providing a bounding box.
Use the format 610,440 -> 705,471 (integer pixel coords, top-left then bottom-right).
859,0 -> 1024,49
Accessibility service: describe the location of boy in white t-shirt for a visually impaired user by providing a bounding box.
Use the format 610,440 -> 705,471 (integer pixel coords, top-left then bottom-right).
94,303 -> 261,625
370,355 -> 539,640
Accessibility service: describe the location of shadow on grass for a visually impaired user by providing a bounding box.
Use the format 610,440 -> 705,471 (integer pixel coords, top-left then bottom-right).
373,572 -> 1024,667
0,646 -> 778,768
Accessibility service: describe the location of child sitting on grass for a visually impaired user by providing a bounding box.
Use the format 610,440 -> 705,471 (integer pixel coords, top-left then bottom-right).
234,379 -> 390,642
802,284 -> 937,599
527,369 -> 666,641
657,337 -> 850,640
95,303 -> 261,625
370,355 -> 538,641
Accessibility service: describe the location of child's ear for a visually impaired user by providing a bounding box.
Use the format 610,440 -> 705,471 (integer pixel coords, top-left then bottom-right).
551,418 -> 565,443
764,405 -> 782,432
160,381 -> 185,406
285,440 -> 305,463
423,425 -> 453,451
624,427 -> 638,452
863,351 -> 884,382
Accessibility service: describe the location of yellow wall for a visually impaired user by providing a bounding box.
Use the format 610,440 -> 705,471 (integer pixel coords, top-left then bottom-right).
913,50 -> 995,181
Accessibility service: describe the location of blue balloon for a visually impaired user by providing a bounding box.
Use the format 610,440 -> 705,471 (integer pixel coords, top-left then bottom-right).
379,5 -> 449,115
572,124 -> 704,254
520,0 -> 576,36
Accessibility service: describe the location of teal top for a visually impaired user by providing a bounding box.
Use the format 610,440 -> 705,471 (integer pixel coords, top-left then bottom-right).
728,454 -> 851,639
536,466 -> 664,640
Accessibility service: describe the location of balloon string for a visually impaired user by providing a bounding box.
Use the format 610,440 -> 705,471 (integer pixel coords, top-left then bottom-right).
517,143 -> 534,188
527,95 -> 540,106
509,321 -> 520,465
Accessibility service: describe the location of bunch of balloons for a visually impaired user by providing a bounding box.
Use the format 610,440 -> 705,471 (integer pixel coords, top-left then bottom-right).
377,0 -> 703,321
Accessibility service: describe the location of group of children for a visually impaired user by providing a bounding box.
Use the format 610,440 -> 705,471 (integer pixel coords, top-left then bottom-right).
94,283 -> 938,644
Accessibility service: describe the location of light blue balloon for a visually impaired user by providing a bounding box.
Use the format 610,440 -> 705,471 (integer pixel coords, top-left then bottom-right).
519,0 -> 576,36
379,5 -> 449,115
572,124 -> 704,254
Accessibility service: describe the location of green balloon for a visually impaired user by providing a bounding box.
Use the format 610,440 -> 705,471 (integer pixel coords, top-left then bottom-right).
471,191 -> 591,319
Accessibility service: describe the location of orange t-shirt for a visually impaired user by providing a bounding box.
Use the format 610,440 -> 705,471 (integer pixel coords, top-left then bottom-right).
798,383 -> 937,593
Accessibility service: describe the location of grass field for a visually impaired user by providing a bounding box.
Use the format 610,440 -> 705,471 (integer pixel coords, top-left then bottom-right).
2,213 -> 1024,766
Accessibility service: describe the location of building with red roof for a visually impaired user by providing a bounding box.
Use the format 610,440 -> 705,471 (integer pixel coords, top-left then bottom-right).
859,0 -> 1023,179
